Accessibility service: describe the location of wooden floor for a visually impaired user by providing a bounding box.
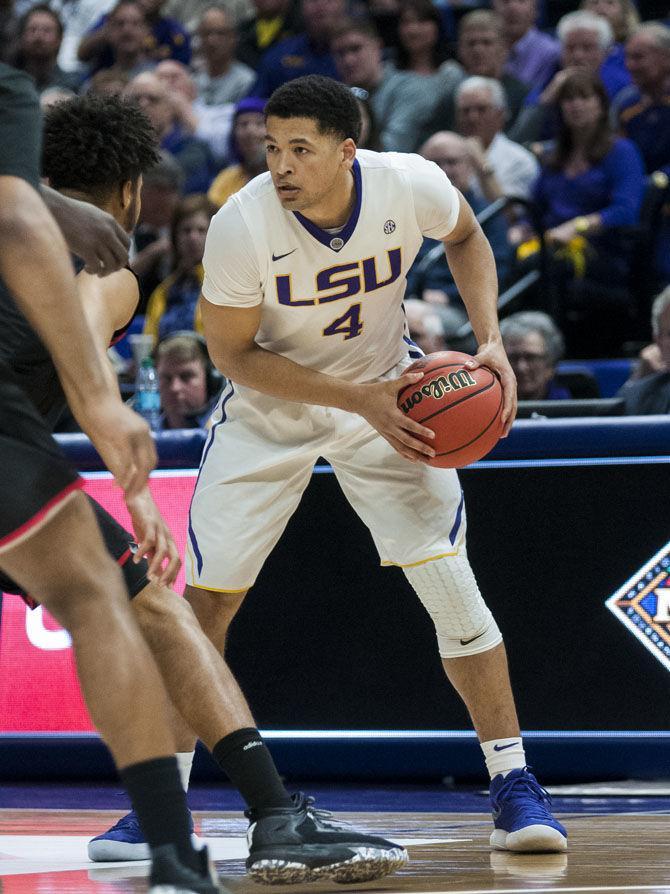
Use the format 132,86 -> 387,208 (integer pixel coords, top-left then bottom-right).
1,809 -> 669,893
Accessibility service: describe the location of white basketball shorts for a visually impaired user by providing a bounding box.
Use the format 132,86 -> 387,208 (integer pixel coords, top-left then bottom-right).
185,358 -> 467,592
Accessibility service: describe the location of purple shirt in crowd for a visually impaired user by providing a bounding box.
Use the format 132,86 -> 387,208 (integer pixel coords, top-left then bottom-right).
504,26 -> 561,90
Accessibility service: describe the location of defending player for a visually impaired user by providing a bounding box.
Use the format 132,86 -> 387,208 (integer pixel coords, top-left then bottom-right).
3,92 -> 407,885
0,65 -> 220,894
183,75 -> 567,854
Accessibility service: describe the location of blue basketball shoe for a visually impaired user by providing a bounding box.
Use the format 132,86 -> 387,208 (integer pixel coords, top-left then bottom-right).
489,767 -> 567,852
88,809 -> 200,861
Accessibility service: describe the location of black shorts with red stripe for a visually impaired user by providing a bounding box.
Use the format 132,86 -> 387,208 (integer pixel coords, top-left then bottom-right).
0,365 -> 150,605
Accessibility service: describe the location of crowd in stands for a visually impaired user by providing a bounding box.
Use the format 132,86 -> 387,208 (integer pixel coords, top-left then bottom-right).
3,0 -> 670,424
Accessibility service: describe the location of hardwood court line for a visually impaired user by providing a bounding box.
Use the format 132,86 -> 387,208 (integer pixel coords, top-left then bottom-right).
382,886 -> 670,894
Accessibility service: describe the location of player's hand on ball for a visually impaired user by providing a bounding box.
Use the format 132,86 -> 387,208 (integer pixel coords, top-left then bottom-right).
125,486 -> 182,586
466,342 -> 517,436
357,372 -> 436,463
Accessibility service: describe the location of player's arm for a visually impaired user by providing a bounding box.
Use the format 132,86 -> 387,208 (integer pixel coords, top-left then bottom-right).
441,191 -> 517,434
77,269 -> 180,586
0,176 -> 155,496
201,297 -> 435,463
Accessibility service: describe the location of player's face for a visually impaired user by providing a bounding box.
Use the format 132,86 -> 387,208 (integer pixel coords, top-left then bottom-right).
265,115 -> 355,216
562,28 -> 605,71
158,358 -> 208,420
655,304 -> 670,369
504,332 -> 554,400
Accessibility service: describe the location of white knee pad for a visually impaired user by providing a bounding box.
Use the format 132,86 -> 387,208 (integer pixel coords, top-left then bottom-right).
404,554 -> 502,658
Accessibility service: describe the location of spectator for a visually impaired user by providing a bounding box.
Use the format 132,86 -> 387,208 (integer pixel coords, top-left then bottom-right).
164,0 -> 253,36
78,0 -> 153,81
331,17 -> 435,152
581,0 -> 638,94
156,58 -> 234,165
500,311 -> 570,400
78,0 -> 191,74
208,97 -> 267,207
395,0 -> 462,106
350,85 -> 382,151
155,332 -> 223,429
125,70 -> 214,193
427,10 -> 529,139
194,5 -> 255,105
55,0 -> 117,74
526,70 -> 645,357
403,298 -> 449,355
616,22 -> 670,177
493,0 -> 560,90
88,67 -> 129,96
237,0 -> 303,70
132,150 -> 184,306
510,11 -> 623,145
0,0 -> 20,64
455,76 -> 539,199
144,194 -> 217,343
618,285 -> 670,413
13,5 -> 79,93
406,131 -> 512,307
250,0 -> 344,98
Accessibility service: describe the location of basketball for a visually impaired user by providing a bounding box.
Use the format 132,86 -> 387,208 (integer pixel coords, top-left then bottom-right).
397,351 -> 504,468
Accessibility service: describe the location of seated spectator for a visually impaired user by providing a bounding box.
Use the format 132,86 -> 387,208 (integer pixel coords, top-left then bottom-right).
55,0 -> 117,75
618,285 -> 670,413
250,0 -> 344,98
350,85 -> 382,151
126,70 -> 214,193
523,70 -> 645,357
132,150 -> 184,306
12,5 -> 79,93
455,76 -> 539,199
88,67 -> 130,95
331,17 -> 437,152
155,331 -> 223,429
237,0 -> 303,70
403,298 -> 449,355
194,6 -> 255,105
427,10 -> 531,141
616,22 -> 670,178
78,0 -> 154,81
163,0 -> 252,36
144,194 -> 217,342
208,97 -> 267,207
156,58 -> 234,165
493,0 -> 560,90
500,311 -> 571,400
395,0 -> 462,109
78,0 -> 190,74
510,11 -> 622,145
581,0 -> 637,95
406,131 -> 512,307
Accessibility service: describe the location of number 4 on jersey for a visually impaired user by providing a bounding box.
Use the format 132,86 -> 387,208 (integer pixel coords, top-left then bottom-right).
323,303 -> 363,340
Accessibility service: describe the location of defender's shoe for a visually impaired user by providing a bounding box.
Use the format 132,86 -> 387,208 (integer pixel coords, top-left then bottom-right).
88,809 -> 200,862
149,843 -> 223,893
245,792 -> 408,885
489,767 -> 568,853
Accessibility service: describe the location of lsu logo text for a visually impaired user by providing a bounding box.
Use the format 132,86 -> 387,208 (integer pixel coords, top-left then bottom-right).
400,370 -> 476,415
605,540 -> 670,673
276,249 -> 401,306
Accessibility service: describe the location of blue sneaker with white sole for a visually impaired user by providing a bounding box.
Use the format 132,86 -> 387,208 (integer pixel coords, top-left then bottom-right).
88,808 -> 200,862
489,767 -> 567,853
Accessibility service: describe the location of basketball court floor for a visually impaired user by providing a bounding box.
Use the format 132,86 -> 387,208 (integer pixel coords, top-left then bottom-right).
2,783 -> 669,893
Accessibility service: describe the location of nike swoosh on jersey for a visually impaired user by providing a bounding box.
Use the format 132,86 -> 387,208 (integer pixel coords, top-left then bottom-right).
272,249 -> 297,261
493,742 -> 519,752
460,630 -> 485,646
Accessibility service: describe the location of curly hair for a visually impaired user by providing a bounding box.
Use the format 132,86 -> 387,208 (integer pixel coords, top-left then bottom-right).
265,75 -> 362,143
42,94 -> 159,200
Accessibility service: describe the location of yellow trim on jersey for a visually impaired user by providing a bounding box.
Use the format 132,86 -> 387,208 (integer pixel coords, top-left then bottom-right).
188,582 -> 252,594
382,549 -> 459,569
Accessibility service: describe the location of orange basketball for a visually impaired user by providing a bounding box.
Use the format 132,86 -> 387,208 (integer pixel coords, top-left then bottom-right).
397,351 -> 504,468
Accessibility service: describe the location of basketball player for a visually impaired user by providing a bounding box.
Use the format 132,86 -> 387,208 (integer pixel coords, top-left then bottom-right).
185,75 -> 568,854
0,64 -> 219,893
5,92 -> 406,885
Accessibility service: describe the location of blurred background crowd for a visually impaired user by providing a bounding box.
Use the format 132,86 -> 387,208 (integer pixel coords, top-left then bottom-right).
4,0 -> 670,423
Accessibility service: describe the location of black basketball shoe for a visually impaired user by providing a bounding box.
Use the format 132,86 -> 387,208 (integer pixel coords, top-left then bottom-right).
148,843 -> 224,893
245,792 -> 408,884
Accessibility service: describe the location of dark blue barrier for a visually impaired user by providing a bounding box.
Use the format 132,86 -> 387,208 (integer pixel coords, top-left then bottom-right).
55,415 -> 670,469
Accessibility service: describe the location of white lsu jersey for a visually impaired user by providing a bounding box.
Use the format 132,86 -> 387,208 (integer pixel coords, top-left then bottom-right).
201,149 -> 460,384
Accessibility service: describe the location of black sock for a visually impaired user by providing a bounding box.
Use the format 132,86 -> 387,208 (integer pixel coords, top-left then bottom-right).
213,727 -> 292,810
120,756 -> 198,872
